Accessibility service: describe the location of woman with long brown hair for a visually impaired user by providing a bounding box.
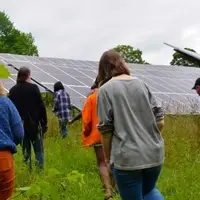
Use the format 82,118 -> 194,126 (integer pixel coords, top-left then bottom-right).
96,50 -> 165,200
0,81 -> 24,199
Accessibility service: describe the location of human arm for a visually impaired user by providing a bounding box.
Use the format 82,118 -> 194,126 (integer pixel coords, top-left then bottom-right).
66,93 -> 72,122
70,112 -> 82,124
8,99 -> 24,145
35,85 -> 48,133
52,92 -> 60,114
152,103 -> 164,132
156,119 -> 164,131
96,88 -> 114,164
101,133 -> 113,166
145,84 -> 165,131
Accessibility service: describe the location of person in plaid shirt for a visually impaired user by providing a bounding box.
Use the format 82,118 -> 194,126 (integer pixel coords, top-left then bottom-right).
52,81 -> 72,138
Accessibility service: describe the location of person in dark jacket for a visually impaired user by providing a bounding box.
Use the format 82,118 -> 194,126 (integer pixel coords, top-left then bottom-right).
9,67 -> 48,170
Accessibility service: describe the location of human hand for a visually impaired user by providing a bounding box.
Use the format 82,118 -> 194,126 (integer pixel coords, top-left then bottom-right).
105,160 -> 112,173
68,119 -> 72,125
106,161 -> 115,188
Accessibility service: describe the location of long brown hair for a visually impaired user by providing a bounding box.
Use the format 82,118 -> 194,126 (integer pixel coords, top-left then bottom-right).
98,50 -> 130,86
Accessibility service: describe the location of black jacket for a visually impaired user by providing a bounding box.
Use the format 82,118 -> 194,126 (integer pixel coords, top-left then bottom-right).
9,82 -> 47,132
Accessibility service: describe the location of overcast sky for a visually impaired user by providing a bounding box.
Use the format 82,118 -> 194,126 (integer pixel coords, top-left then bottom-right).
1,0 -> 200,65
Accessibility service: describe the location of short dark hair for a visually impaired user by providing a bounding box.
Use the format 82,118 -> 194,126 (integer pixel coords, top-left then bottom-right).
54,81 -> 64,92
98,50 -> 130,86
17,67 -> 31,84
192,77 -> 200,90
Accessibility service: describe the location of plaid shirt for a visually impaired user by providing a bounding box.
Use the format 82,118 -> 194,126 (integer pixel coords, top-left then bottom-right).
52,89 -> 72,121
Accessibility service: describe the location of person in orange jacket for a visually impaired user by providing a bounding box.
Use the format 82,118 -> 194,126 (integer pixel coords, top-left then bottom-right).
81,81 -> 113,200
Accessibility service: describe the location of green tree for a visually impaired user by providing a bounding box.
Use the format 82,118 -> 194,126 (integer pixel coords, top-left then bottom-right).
112,45 -> 149,64
170,48 -> 200,67
0,11 -> 38,56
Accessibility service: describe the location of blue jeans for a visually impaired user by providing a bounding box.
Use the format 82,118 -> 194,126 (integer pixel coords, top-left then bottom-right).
112,165 -> 164,200
22,133 -> 44,170
59,120 -> 68,138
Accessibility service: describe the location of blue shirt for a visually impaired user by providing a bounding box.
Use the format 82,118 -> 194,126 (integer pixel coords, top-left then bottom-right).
0,96 -> 24,154
52,89 -> 72,121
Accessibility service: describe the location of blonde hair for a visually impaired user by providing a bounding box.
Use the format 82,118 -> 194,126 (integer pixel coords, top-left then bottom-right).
0,81 -> 6,96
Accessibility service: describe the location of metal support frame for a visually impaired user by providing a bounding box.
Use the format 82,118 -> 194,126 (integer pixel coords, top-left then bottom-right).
7,63 -> 79,111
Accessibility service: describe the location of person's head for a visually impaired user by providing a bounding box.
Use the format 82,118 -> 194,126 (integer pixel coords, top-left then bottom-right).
98,50 -> 130,86
54,81 -> 64,92
192,78 -> 200,95
16,67 -> 31,84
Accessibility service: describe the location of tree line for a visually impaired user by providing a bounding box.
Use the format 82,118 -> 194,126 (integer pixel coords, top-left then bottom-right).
0,11 -> 200,68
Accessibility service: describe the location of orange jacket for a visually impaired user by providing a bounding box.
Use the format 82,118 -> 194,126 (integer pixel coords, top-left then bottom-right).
81,89 -> 102,146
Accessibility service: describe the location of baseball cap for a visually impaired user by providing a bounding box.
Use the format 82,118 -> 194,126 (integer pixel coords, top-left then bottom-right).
192,77 -> 200,90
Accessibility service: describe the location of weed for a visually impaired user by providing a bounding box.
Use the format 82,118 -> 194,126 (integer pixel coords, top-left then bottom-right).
12,112 -> 200,199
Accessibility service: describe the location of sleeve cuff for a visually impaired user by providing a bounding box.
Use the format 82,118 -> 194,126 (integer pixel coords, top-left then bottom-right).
156,116 -> 164,122
97,124 -> 114,135
153,107 -> 164,121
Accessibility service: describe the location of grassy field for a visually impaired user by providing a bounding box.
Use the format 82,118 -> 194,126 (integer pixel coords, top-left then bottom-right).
12,112 -> 200,200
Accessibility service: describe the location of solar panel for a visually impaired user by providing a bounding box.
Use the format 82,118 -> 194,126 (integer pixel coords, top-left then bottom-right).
164,42 -> 200,62
0,53 -> 199,113
128,64 -> 200,113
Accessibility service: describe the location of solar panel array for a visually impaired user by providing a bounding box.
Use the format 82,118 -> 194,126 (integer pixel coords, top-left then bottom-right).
0,53 -> 97,110
128,64 -> 200,113
0,53 -> 199,114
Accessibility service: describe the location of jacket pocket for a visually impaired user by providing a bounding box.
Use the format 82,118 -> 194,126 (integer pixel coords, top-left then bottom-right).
0,156 -> 13,172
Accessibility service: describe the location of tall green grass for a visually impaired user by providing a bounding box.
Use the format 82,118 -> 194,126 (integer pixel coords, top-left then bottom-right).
12,113 -> 200,199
